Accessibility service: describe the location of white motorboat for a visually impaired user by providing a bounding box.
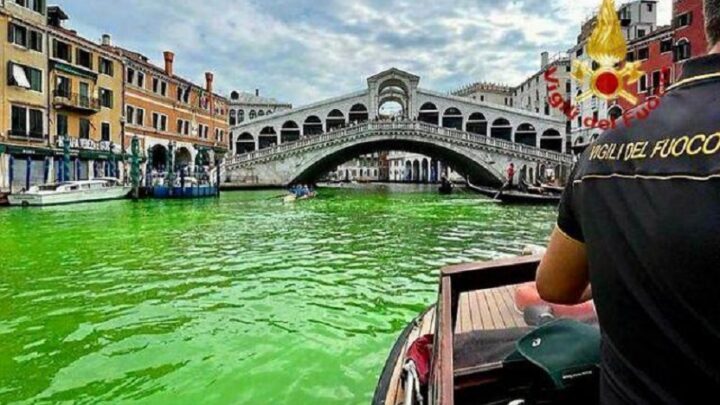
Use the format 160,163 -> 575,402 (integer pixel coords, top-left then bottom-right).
7,178 -> 132,207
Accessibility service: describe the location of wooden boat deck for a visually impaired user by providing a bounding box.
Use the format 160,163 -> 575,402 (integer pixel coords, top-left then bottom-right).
381,285 -> 524,405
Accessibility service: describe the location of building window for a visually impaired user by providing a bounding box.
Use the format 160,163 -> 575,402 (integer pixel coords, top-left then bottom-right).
101,122 -> 110,142
637,29 -> 646,38
99,57 -> 114,76
647,3 -> 653,12
177,119 -> 183,134
55,75 -> 71,97
204,126 -> 209,139
651,71 -> 661,94
8,23 -> 28,47
53,39 -> 72,63
8,62 -> 42,92
13,0 -> 45,13
675,12 -> 692,28
29,31 -> 42,52
76,48 -> 92,70
152,78 -> 160,93
637,47 -> 649,60
79,118 -> 90,139
137,71 -> 145,88
183,121 -> 189,135
136,108 -> 144,126
675,39 -> 692,61
10,106 -> 43,139
660,39 -> 673,53
56,113 -> 68,136
638,74 -> 648,92
152,113 -> 167,131
99,88 -> 113,108
127,68 -> 135,84
576,47 -> 583,57
126,106 -> 135,124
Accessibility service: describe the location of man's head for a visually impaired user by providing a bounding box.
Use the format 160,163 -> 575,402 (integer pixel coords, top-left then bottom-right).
706,0 -> 720,48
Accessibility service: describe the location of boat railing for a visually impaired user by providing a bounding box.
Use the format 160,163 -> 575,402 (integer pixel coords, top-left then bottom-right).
225,120 -> 573,168
431,255 -> 542,405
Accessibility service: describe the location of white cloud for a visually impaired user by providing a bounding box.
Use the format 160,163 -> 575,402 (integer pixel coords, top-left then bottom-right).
59,0 -> 675,107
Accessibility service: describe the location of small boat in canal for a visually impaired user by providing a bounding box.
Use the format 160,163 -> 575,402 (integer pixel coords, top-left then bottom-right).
466,181 -> 561,205
7,178 -> 132,207
439,178 -> 454,195
374,255 -> 600,405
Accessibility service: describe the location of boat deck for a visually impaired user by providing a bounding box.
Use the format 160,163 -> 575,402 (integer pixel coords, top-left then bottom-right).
381,286 -> 524,405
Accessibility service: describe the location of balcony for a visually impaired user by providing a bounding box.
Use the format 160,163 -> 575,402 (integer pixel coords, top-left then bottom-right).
52,90 -> 101,114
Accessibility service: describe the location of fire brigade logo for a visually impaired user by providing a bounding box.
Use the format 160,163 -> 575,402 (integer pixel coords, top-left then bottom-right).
572,0 -> 644,104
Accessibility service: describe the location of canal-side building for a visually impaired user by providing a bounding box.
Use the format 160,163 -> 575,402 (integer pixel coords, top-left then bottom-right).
46,6 -> 125,181
451,82 -> 514,107
228,90 -> 291,127
104,45 -> 230,177
672,0 -> 708,79
0,0 -> 49,192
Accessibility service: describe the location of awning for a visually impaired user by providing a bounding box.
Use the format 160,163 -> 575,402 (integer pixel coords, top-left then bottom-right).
79,150 -> 115,160
6,145 -> 54,156
51,61 -> 98,81
12,64 -> 32,89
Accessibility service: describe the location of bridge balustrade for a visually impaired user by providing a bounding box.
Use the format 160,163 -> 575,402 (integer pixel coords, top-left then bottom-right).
226,120 -> 571,169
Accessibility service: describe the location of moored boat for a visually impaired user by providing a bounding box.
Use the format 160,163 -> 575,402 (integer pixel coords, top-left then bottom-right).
7,178 -> 131,207
374,256 -> 600,405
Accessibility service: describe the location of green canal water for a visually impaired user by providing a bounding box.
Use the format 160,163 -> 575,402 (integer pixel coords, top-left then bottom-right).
0,185 -> 557,404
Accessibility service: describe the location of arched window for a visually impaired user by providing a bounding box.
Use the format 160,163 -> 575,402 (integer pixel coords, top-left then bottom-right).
418,102 -> 439,125
442,107 -> 463,130
466,112 -> 487,135
608,105 -> 623,121
237,110 -> 245,123
229,110 -> 236,126
515,123 -> 537,147
675,39 -> 691,61
490,118 -> 512,141
541,129 -> 563,152
349,104 -> 369,123
230,91 -> 240,100
326,109 -> 345,132
249,110 -> 256,120
303,116 -> 323,136
235,132 -> 255,154
258,110 -> 265,117
258,127 -> 277,149
280,121 -> 300,144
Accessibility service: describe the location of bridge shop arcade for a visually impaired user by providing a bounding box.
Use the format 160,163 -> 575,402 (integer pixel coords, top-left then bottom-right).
225,69 -> 571,187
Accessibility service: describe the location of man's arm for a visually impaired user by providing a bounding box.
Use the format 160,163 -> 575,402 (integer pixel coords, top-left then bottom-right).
536,226 -> 591,305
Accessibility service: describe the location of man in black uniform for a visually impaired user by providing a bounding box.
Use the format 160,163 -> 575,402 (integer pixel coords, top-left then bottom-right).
536,2 -> 720,403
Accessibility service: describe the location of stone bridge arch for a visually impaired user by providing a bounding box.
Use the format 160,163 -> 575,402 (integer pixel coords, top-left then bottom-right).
280,135 -> 505,186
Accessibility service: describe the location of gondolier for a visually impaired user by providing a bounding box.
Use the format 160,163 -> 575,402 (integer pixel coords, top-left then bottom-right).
537,3 -> 720,404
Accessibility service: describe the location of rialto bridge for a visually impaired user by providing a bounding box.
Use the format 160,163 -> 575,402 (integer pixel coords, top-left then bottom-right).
223,68 -> 572,186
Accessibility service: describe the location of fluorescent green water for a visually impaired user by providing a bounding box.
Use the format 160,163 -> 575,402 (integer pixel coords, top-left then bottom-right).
0,185 -> 556,404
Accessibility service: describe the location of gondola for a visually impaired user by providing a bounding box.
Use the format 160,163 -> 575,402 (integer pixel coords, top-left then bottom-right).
494,190 -> 561,205
373,256 -> 600,405
439,180 -> 454,195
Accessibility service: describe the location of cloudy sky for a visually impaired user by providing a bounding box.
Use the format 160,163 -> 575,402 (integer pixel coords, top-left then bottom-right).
58,0 -> 672,106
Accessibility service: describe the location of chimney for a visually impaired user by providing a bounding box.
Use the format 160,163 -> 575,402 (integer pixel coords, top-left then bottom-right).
255,88 -> 259,97
541,51 -> 549,69
164,51 -> 175,77
205,72 -> 214,93
101,34 -> 112,46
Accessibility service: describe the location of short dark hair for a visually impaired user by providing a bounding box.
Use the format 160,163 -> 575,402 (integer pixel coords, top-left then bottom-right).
706,0 -> 720,46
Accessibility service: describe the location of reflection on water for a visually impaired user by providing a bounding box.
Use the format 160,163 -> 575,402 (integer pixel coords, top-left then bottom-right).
0,185 -> 556,404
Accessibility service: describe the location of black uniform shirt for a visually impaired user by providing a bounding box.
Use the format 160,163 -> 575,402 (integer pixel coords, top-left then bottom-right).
558,53 -> 720,404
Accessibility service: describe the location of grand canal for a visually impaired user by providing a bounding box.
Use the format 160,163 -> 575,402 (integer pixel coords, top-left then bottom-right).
0,186 -> 557,404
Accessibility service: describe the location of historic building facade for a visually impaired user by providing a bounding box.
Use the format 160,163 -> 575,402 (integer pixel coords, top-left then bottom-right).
228,90 -> 291,127
46,6 -> 125,181
0,0 -> 49,191
105,45 -> 229,177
